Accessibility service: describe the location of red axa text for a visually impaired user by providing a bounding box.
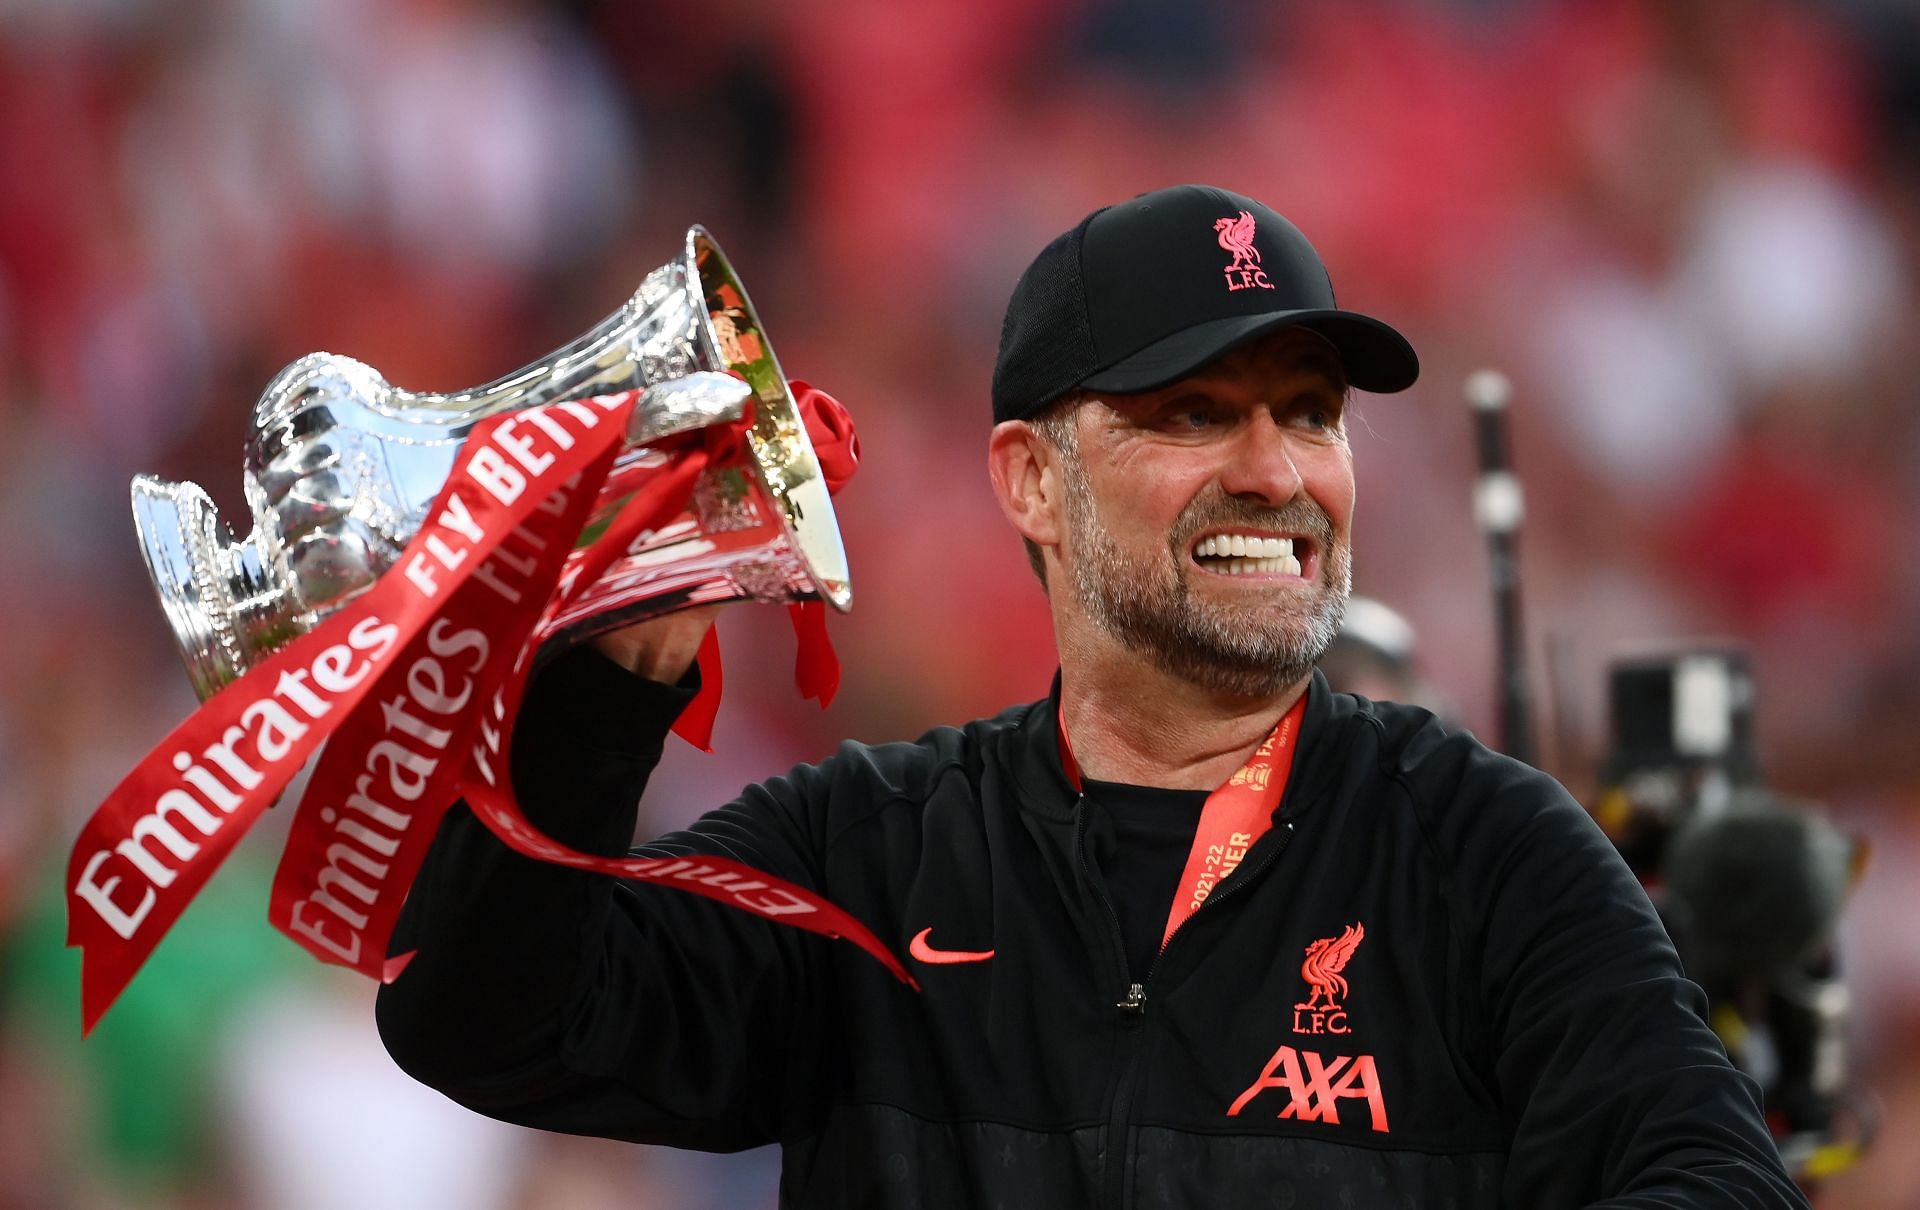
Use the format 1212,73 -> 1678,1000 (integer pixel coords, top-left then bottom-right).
1225,1044 -> 1390,1134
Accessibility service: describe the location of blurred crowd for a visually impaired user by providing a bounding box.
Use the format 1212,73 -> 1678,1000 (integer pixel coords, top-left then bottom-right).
2,0 -> 1918,1205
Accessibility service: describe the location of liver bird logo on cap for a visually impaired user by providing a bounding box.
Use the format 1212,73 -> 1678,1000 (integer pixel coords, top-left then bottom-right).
1295,922 -> 1365,1012
1214,211 -> 1274,292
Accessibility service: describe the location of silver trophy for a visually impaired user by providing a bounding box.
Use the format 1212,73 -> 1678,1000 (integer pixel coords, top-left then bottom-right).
131,227 -> 852,701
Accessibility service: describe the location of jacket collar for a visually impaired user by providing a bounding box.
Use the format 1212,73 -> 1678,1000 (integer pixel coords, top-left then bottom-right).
1006,667 -> 1351,824
1285,666 -> 1352,823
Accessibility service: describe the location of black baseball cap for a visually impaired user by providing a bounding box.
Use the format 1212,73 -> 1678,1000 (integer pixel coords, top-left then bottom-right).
991,184 -> 1419,424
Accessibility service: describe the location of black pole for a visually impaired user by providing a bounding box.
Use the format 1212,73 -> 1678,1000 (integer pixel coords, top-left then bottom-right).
1465,369 -> 1535,766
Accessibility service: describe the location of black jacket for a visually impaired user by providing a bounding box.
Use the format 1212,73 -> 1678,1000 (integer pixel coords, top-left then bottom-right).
377,648 -> 1806,1209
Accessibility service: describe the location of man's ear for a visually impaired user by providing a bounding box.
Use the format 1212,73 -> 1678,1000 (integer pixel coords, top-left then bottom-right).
988,420 -> 1064,550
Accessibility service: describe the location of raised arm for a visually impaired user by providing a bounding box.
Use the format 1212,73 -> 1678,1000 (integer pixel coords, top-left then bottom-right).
375,611 -> 835,1151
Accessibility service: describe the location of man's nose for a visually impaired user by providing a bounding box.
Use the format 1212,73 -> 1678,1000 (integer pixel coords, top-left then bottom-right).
1218,418 -> 1304,504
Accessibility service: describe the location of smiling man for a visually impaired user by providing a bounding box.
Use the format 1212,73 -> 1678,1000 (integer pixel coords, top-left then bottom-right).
1003,330 -> 1355,708
377,185 -> 1808,1208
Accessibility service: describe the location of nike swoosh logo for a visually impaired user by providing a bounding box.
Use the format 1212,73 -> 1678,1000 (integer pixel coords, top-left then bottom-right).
909,927 -> 994,965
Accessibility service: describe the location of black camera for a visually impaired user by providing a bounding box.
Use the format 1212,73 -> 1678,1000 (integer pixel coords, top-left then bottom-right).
1593,649 -> 1872,1182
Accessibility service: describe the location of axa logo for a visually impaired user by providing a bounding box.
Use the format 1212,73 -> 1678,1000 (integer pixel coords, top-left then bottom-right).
1214,211 -> 1274,292
1293,921 -> 1363,1035
1226,1044 -> 1390,1134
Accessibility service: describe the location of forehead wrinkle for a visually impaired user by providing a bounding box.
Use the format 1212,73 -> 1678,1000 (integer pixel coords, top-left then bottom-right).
1084,341 -> 1350,438
1212,329 -> 1349,390
1182,342 -> 1347,397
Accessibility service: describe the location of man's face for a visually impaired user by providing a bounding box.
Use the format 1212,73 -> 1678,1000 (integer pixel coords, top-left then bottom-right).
1053,328 -> 1355,697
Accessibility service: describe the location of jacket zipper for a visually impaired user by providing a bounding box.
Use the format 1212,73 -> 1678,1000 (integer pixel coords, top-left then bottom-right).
1149,818 -> 1298,983
1071,794 -> 1144,1210
1086,812 -> 1301,1209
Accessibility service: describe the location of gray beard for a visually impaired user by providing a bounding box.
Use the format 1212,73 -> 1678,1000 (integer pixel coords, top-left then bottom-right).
1062,465 -> 1351,698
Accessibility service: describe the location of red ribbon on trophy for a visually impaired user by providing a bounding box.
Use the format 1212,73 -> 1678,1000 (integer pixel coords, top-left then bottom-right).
67,382 -> 908,1035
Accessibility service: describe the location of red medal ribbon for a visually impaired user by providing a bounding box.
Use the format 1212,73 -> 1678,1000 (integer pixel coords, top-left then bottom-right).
69,382 -> 908,1035
670,380 -> 853,747
1058,692 -> 1307,951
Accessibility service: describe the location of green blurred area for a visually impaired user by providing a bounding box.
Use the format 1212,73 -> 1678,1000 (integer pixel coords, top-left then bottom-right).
3,852 -> 306,1196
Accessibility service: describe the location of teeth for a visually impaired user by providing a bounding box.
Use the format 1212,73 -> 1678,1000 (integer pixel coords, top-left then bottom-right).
1201,555 -> 1304,576
1195,534 -> 1296,560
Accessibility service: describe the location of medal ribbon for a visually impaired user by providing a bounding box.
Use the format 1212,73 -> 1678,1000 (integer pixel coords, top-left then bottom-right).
69,382 -> 908,1035
1058,692 -> 1307,950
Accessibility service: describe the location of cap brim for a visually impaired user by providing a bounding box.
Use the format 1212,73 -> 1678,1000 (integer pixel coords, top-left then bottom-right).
1079,309 -> 1419,396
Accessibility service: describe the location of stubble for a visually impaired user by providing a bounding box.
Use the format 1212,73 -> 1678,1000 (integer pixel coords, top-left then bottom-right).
1059,452 -> 1351,698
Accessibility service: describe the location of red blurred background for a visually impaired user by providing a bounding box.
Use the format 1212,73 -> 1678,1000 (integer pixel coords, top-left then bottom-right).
2,0 -> 1917,1205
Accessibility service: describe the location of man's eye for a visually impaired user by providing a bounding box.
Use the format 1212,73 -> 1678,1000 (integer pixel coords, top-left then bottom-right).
1295,403 -> 1344,432
1173,408 -> 1222,430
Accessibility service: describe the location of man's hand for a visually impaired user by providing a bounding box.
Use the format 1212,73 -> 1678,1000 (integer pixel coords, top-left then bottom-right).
590,605 -> 726,683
